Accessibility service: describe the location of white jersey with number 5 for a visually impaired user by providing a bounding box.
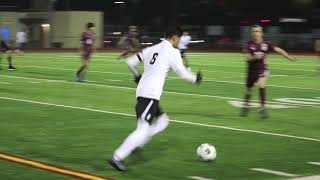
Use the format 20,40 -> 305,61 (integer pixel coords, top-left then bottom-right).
127,40 -> 197,100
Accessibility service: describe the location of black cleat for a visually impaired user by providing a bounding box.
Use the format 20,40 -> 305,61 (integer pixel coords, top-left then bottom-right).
240,107 -> 249,117
108,156 -> 127,171
259,108 -> 269,119
8,66 -> 16,70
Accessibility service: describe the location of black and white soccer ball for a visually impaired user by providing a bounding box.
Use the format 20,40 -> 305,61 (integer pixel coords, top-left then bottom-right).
197,143 -> 217,161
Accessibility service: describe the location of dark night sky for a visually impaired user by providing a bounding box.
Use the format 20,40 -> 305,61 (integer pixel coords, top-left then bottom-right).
0,0 -> 319,26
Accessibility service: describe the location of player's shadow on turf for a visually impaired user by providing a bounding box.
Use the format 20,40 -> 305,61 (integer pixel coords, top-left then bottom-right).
125,139 -> 170,167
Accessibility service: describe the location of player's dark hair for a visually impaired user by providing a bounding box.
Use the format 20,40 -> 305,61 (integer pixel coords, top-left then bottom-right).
87,22 -> 95,30
164,27 -> 182,39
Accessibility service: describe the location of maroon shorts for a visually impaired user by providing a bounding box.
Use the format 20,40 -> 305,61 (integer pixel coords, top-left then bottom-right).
246,69 -> 269,88
81,50 -> 92,60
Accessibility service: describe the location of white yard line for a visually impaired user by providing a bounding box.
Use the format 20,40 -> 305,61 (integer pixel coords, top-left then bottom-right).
188,176 -> 215,180
27,81 -> 41,84
0,74 -> 315,107
26,53 -> 317,67
108,79 -> 122,82
17,65 -> 320,91
0,81 -> 11,85
0,96 -> 320,143
307,162 -> 320,166
250,168 -> 299,177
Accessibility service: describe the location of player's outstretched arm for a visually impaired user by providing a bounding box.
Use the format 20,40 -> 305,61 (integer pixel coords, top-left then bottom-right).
273,47 -> 297,62
126,53 -> 143,84
170,51 -> 202,84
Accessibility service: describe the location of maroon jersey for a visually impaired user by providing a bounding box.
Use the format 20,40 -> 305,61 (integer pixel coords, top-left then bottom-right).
245,40 -> 275,71
81,31 -> 95,51
81,31 -> 95,60
244,40 -> 275,88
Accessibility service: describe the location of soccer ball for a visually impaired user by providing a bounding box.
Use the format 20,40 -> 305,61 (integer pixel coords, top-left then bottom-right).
197,143 -> 217,161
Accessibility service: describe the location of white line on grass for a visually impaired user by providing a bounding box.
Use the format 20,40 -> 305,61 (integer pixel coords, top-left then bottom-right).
27,53 -> 317,67
288,175 -> 320,180
188,176 -> 215,180
0,81 -> 11,84
1,74 -> 319,108
17,65 -> 320,91
27,81 -> 41,84
307,162 -> 320,166
108,80 -> 122,82
250,168 -> 299,177
0,96 -> 320,143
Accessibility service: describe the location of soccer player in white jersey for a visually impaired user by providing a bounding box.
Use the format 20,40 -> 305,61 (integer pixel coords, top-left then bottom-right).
178,31 -> 191,67
108,28 -> 203,171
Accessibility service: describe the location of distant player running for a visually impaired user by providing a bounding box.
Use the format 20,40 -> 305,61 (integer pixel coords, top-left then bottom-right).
75,22 -> 96,82
0,23 -> 16,70
178,31 -> 191,67
115,29 -> 140,63
108,28 -> 202,171
240,25 -> 297,119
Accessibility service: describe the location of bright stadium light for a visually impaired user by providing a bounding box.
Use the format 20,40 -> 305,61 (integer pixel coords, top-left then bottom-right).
141,42 -> 153,45
279,18 -> 307,23
41,24 -> 51,27
114,1 -> 125,4
190,40 -> 205,43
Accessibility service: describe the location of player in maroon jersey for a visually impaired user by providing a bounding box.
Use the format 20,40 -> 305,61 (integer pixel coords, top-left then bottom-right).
240,25 -> 297,118
75,22 -> 96,82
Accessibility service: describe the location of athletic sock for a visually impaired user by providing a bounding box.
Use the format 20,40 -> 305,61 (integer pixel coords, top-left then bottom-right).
76,66 -> 85,75
259,88 -> 266,109
244,93 -> 251,107
7,56 -> 12,66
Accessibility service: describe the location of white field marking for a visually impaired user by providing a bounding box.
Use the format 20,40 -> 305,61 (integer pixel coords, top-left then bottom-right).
0,74 -> 319,108
275,98 -> 320,106
288,175 -> 320,180
250,168 -> 299,177
27,81 -> 41,84
23,53 -> 317,69
190,62 -> 316,72
28,53 -> 315,67
228,100 -> 294,109
17,65 -> 320,91
307,162 -> 320,166
202,69 -> 319,80
201,78 -> 320,91
108,79 -> 122,82
19,65 -> 132,76
20,55 -> 318,78
188,176 -> 214,180
1,96 -> 320,143
85,80 -> 96,83
24,56 -> 118,62
0,81 -> 11,84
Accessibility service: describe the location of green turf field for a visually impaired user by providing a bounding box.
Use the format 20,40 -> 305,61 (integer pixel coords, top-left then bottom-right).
0,52 -> 319,180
